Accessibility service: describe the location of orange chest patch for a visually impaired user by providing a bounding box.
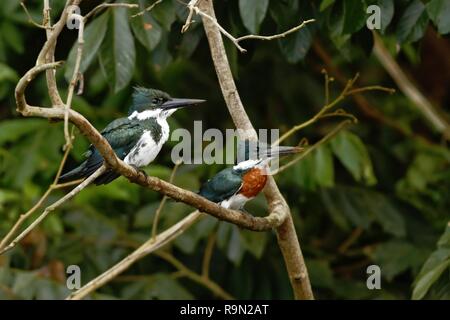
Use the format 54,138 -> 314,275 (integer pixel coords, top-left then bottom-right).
240,168 -> 268,198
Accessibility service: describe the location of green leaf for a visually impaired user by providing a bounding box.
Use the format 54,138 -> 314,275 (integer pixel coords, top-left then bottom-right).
437,222 -> 450,249
239,0 -> 269,34
342,0 -> 366,34
320,188 -> 351,231
0,62 -> 18,83
313,145 -> 335,187
65,12 -> 109,82
12,272 -> 37,299
99,9 -> 136,92
271,0 -> 313,63
240,229 -> 267,259
0,119 -> 47,146
373,241 -> 427,281
306,259 -> 335,288
396,0 -> 429,43
331,131 -> 377,185
412,258 -> 450,300
152,0 -> 176,31
426,0 -> 450,35
130,10 -> 162,51
227,225 -> 245,266
320,0 -> 335,12
278,26 -> 312,64
2,22 -> 24,54
413,224 -> 450,299
377,0 -> 395,34
368,192 -> 406,237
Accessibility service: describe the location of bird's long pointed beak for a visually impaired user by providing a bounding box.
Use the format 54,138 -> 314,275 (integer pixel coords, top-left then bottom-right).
266,145 -> 304,158
161,98 -> 206,110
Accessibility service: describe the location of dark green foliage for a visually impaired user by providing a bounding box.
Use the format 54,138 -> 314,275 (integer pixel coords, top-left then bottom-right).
0,0 -> 449,300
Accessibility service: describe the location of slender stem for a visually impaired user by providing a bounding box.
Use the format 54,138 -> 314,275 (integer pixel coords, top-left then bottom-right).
84,3 -> 139,21
131,0 -> 162,18
64,13 -> 84,149
236,19 -> 315,42
155,251 -> 233,300
151,162 -> 181,239
274,120 -> 354,175
201,232 -> 216,278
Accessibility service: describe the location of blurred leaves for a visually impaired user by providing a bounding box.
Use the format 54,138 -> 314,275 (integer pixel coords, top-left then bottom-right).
331,130 -> 377,185
239,0 -> 269,34
396,0 -> 429,43
426,0 -> 450,35
412,223 -> 450,299
99,9 -> 136,93
342,0 -> 366,35
65,12 -> 109,82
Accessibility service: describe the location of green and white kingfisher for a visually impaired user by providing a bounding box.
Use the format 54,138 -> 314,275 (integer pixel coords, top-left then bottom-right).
59,87 -> 205,185
199,142 -> 302,210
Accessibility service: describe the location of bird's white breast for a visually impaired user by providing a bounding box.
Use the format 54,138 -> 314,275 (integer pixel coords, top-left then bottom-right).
220,193 -> 250,210
124,118 -> 170,168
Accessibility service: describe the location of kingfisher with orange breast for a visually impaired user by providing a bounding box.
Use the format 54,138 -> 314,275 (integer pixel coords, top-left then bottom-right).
199,141 -> 302,210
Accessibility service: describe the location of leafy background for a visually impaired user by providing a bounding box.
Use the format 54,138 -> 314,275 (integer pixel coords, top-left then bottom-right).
0,0 -> 449,299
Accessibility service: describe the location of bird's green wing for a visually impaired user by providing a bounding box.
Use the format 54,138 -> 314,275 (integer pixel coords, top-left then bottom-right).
81,118 -> 145,179
199,168 -> 243,203
100,118 -> 144,153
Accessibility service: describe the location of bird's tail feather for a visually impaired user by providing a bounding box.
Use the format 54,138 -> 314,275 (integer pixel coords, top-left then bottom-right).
94,171 -> 120,185
58,161 -> 87,182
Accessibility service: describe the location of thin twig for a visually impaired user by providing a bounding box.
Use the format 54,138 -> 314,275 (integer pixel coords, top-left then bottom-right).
236,19 -> 315,42
84,3 -> 139,21
151,161 -> 181,239
63,13 -> 84,150
20,2 -> 47,29
155,250 -> 233,299
181,0 -> 200,33
273,74 -> 393,146
131,0 -> 163,18
201,232 -> 216,278
274,120 -> 355,175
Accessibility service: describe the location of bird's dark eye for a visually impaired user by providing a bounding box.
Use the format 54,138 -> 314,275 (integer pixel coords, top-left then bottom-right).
152,97 -> 165,105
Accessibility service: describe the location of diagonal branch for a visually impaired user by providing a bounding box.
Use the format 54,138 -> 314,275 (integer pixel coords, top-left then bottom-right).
0,166 -> 107,255
66,210 -> 203,299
